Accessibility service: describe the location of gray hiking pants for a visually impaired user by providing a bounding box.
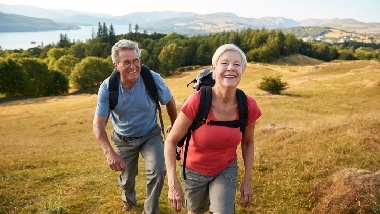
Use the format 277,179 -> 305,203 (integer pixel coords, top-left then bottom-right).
111,125 -> 165,214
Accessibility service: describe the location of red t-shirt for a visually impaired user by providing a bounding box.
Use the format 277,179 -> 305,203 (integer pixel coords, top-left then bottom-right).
180,90 -> 262,176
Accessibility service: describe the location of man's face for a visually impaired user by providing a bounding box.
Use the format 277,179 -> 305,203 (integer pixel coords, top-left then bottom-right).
114,49 -> 141,82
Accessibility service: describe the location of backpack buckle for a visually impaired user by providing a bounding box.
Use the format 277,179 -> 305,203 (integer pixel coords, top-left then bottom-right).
202,118 -> 210,125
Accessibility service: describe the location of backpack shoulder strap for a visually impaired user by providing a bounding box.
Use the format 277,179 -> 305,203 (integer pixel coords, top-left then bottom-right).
140,64 -> 165,137
182,85 -> 212,180
108,69 -> 119,111
140,64 -> 157,102
236,88 -> 248,133
191,85 -> 212,131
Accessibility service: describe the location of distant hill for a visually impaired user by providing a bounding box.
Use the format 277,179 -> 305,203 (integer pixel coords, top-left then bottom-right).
1,3 -> 380,35
139,13 -> 303,35
60,11 -> 197,26
0,3 -> 113,21
0,12 -> 79,32
299,18 -> 380,34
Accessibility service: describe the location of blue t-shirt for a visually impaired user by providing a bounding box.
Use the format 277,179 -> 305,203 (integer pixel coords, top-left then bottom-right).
95,70 -> 172,137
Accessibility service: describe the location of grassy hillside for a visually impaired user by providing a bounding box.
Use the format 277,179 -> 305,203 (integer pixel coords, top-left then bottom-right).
1,57 -> 379,213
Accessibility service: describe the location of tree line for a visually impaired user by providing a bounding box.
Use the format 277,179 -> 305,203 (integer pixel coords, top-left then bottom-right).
1,23 -> 379,98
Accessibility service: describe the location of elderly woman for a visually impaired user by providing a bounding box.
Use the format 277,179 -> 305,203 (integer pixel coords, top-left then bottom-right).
164,43 -> 262,214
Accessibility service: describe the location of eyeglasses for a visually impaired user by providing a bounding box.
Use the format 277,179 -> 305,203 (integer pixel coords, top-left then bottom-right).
119,58 -> 140,68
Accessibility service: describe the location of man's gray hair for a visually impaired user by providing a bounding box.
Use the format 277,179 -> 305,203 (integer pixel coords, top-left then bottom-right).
211,43 -> 247,71
111,39 -> 141,63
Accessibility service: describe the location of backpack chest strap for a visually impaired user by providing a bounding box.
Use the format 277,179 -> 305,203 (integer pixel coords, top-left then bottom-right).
205,118 -> 247,128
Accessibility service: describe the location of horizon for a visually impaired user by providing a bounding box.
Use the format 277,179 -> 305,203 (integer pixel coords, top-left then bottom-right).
0,0 -> 379,23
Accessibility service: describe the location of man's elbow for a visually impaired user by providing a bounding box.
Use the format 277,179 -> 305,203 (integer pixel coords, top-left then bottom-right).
93,116 -> 105,134
168,97 -> 176,106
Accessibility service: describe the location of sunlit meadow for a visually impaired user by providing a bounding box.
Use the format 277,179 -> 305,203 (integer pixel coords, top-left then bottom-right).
1,56 -> 379,213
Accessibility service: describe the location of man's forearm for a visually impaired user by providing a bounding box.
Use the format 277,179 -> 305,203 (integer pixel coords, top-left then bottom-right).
166,97 -> 178,125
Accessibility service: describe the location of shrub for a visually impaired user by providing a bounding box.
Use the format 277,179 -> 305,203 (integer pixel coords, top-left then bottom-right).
258,75 -> 288,94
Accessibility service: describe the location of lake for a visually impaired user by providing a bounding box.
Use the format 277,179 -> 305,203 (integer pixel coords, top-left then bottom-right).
0,25 -> 131,50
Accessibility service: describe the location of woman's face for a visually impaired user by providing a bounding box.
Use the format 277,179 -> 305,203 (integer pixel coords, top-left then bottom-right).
212,50 -> 243,88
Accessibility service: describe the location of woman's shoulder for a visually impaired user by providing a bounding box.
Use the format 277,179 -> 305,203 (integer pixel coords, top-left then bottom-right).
245,94 -> 259,106
183,90 -> 201,106
244,94 -> 262,122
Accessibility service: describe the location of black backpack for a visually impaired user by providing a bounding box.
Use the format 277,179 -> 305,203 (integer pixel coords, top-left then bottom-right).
186,68 -> 215,91
107,64 -> 165,137
178,69 -> 248,179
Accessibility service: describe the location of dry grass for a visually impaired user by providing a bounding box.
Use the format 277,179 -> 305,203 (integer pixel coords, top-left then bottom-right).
1,57 -> 380,213
323,29 -> 375,43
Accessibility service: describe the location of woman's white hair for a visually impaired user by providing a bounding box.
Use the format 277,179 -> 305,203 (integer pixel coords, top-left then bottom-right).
111,39 -> 141,63
211,43 -> 247,71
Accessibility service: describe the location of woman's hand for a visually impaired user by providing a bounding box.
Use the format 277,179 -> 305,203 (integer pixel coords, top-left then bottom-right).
168,182 -> 185,212
240,178 -> 254,207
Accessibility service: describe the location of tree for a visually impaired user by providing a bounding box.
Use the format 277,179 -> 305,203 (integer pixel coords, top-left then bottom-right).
299,41 -> 313,58
181,38 -> 198,66
38,44 -> 54,59
58,33 -> 71,48
46,71 -> 69,95
134,24 -> 140,41
311,43 -> 330,61
28,47 -> 42,57
101,22 -> 109,43
250,28 -> 269,48
70,57 -> 112,89
265,30 -> 283,59
354,47 -> 377,60
54,55 -> 80,77
258,75 -> 288,95
338,49 -> 355,60
246,45 -> 273,62
128,24 -> 132,39
68,43 -> 86,60
46,48 -> 67,69
329,46 -> 339,60
3,51 -> 32,60
228,30 -> 240,46
0,58 -> 29,97
47,48 -> 67,60
18,58 -> 51,96
85,37 -> 110,58
108,24 -> 117,45
97,22 -> 102,38
195,43 -> 212,66
140,49 -> 150,66
284,33 -> 300,55
91,27 -> 96,39
158,43 -> 184,75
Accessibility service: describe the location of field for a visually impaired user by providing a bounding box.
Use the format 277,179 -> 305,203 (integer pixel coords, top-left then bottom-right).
1,55 -> 380,213
323,28 -> 379,43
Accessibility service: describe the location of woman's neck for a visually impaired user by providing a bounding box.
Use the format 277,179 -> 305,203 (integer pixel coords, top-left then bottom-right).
212,85 -> 236,104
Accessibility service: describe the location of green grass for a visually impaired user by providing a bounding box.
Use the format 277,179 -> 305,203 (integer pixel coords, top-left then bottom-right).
1,59 -> 380,213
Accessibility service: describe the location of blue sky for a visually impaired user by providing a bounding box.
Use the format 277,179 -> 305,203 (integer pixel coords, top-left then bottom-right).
1,0 -> 379,22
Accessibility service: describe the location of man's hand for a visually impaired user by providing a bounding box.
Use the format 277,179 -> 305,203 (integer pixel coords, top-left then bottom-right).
166,125 -> 173,134
105,150 -> 126,171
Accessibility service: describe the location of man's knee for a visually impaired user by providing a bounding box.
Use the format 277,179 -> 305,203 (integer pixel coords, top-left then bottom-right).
146,160 -> 166,178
